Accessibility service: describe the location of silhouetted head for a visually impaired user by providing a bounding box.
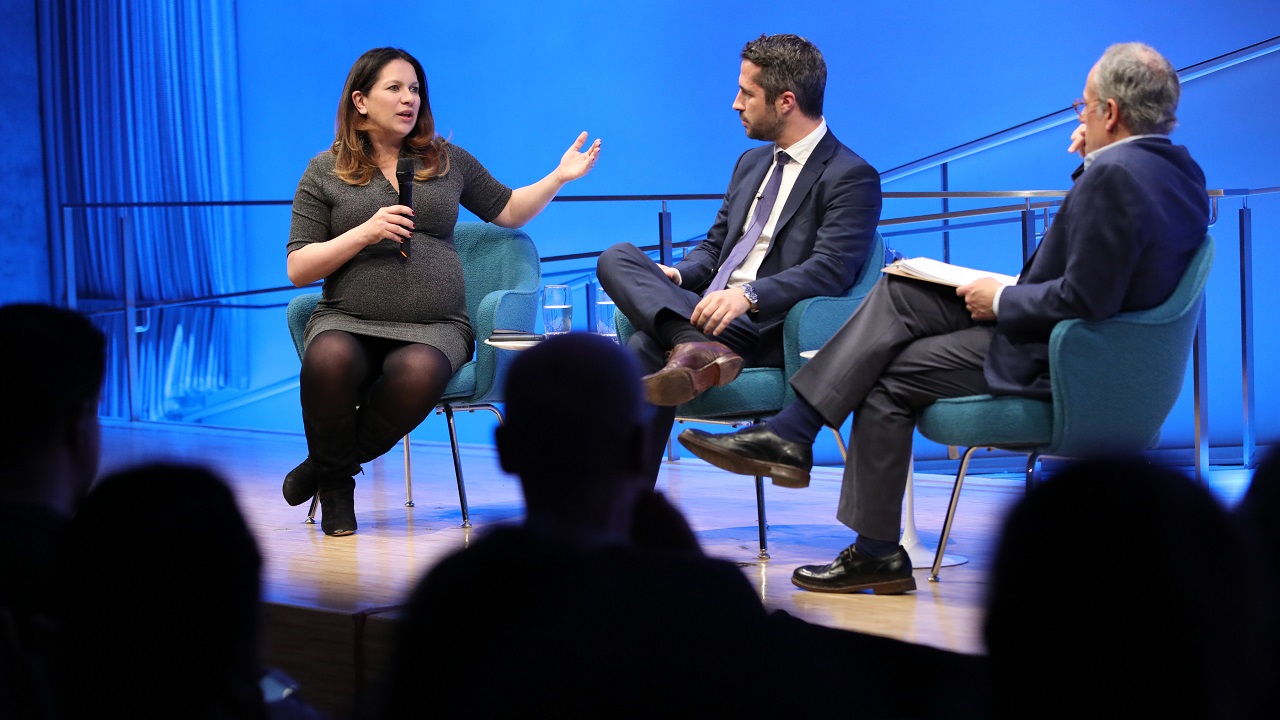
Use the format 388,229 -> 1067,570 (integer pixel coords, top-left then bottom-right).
53,463 -> 266,720
984,458 -> 1269,720
0,303 -> 106,511
1237,445 -> 1280,605
496,333 -> 650,513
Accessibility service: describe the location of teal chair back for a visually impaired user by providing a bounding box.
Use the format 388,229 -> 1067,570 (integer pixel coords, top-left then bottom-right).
916,233 -> 1215,580
917,233 -> 1215,457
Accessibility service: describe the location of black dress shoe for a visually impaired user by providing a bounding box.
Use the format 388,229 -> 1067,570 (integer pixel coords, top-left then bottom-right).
791,544 -> 916,594
642,341 -> 744,406
677,423 -> 813,488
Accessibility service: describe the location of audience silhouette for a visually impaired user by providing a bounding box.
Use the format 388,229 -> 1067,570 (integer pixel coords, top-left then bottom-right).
1237,446 -> 1280,589
0,303 -> 105,720
10,303 -> 1271,719
1233,445 -> 1280,708
50,463 -> 322,720
371,333 -> 770,717
984,458 -> 1271,720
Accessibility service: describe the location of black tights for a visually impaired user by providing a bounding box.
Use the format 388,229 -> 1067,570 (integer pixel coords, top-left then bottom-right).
299,330 -> 453,462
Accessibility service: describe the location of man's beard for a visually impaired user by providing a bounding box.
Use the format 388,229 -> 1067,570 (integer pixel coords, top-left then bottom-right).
744,109 -> 783,142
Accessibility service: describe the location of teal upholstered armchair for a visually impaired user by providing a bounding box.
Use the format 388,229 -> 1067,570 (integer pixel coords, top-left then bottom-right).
616,232 -> 887,557
917,234 -> 1215,580
286,222 -> 541,527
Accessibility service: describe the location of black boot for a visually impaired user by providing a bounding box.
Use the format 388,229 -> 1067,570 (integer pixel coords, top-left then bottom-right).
355,405 -> 410,464
283,411 -> 360,509
318,475 -> 357,536
282,457 -> 322,507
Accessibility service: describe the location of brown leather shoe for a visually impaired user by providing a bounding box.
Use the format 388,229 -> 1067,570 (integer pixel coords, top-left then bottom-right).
642,341 -> 744,406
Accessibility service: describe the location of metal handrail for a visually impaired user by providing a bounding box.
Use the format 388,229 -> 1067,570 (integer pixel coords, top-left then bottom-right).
879,35 -> 1280,183
61,185 -> 1274,315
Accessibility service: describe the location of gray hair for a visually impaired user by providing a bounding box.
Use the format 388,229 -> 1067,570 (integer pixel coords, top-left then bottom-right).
1091,42 -> 1180,135
741,34 -> 826,118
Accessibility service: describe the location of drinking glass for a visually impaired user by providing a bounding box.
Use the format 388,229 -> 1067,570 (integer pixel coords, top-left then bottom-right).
595,288 -> 618,343
542,285 -> 572,335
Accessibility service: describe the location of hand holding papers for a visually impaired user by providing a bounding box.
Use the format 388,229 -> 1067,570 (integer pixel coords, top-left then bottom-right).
883,257 -> 1016,322
881,257 -> 1017,287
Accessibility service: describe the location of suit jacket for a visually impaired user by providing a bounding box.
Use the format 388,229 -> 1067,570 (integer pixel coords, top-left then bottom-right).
675,129 -> 882,339
986,137 -> 1209,399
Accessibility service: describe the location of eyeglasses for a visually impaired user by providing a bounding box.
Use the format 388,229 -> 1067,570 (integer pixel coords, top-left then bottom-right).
1072,98 -> 1102,120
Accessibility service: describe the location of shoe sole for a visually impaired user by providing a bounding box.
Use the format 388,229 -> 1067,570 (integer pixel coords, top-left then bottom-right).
790,575 -> 917,595
643,353 -> 745,407
678,431 -> 811,488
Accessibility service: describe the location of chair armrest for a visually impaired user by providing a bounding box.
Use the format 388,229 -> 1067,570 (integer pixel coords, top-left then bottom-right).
470,288 -> 539,403
781,292 -> 869,404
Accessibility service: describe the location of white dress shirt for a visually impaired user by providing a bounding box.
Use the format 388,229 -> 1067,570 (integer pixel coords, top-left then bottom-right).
725,119 -> 829,289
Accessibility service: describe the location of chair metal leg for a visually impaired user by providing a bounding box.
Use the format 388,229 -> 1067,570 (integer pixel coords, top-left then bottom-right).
403,434 -> 414,507
672,416 -> 771,558
929,445 -> 980,582
1024,452 -> 1042,494
754,475 -> 769,559
828,426 -> 848,462
441,405 -> 472,528
900,458 -> 969,570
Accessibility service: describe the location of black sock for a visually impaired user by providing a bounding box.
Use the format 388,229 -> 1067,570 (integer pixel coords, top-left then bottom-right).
855,534 -> 900,559
766,396 -> 826,445
654,310 -> 708,349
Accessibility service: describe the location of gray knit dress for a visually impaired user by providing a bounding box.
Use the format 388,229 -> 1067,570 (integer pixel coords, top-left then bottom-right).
287,146 -> 513,371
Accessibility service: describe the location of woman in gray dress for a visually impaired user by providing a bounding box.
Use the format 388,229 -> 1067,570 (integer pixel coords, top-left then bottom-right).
284,47 -> 600,535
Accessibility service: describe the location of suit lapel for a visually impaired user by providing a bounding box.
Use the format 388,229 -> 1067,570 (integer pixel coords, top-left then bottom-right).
771,131 -> 836,242
719,149 -> 775,265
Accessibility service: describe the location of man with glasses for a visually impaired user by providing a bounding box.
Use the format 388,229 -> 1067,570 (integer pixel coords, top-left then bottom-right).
678,42 -> 1210,595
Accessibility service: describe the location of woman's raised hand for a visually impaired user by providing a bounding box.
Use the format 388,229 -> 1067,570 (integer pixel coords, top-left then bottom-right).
553,131 -> 602,183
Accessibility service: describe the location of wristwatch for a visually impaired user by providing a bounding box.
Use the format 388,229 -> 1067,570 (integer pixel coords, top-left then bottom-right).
740,283 -> 760,314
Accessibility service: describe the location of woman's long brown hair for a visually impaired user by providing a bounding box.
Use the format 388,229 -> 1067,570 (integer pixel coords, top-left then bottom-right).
331,47 -> 449,186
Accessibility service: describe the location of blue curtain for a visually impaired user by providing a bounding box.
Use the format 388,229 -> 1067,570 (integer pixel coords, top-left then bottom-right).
46,1 -> 246,420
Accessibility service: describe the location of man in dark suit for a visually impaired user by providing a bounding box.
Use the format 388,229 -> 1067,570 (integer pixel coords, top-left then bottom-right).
596,33 -> 882,479
679,42 -> 1210,594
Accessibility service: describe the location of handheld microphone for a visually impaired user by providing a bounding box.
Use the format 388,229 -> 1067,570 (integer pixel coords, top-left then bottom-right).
396,157 -> 414,258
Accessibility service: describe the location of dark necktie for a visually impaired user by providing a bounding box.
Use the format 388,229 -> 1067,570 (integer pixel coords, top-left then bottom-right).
707,150 -> 790,293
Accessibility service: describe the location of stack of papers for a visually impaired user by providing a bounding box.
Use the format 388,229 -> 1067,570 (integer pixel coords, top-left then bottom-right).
882,257 -> 1017,287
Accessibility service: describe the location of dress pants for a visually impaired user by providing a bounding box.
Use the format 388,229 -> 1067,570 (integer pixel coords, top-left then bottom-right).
789,276 -> 994,541
597,243 -> 779,481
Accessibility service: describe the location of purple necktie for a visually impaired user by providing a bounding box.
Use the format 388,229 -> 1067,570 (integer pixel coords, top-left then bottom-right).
707,150 -> 789,293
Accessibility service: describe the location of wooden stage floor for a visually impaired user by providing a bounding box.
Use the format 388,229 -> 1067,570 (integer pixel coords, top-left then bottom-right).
96,421 -> 1253,716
